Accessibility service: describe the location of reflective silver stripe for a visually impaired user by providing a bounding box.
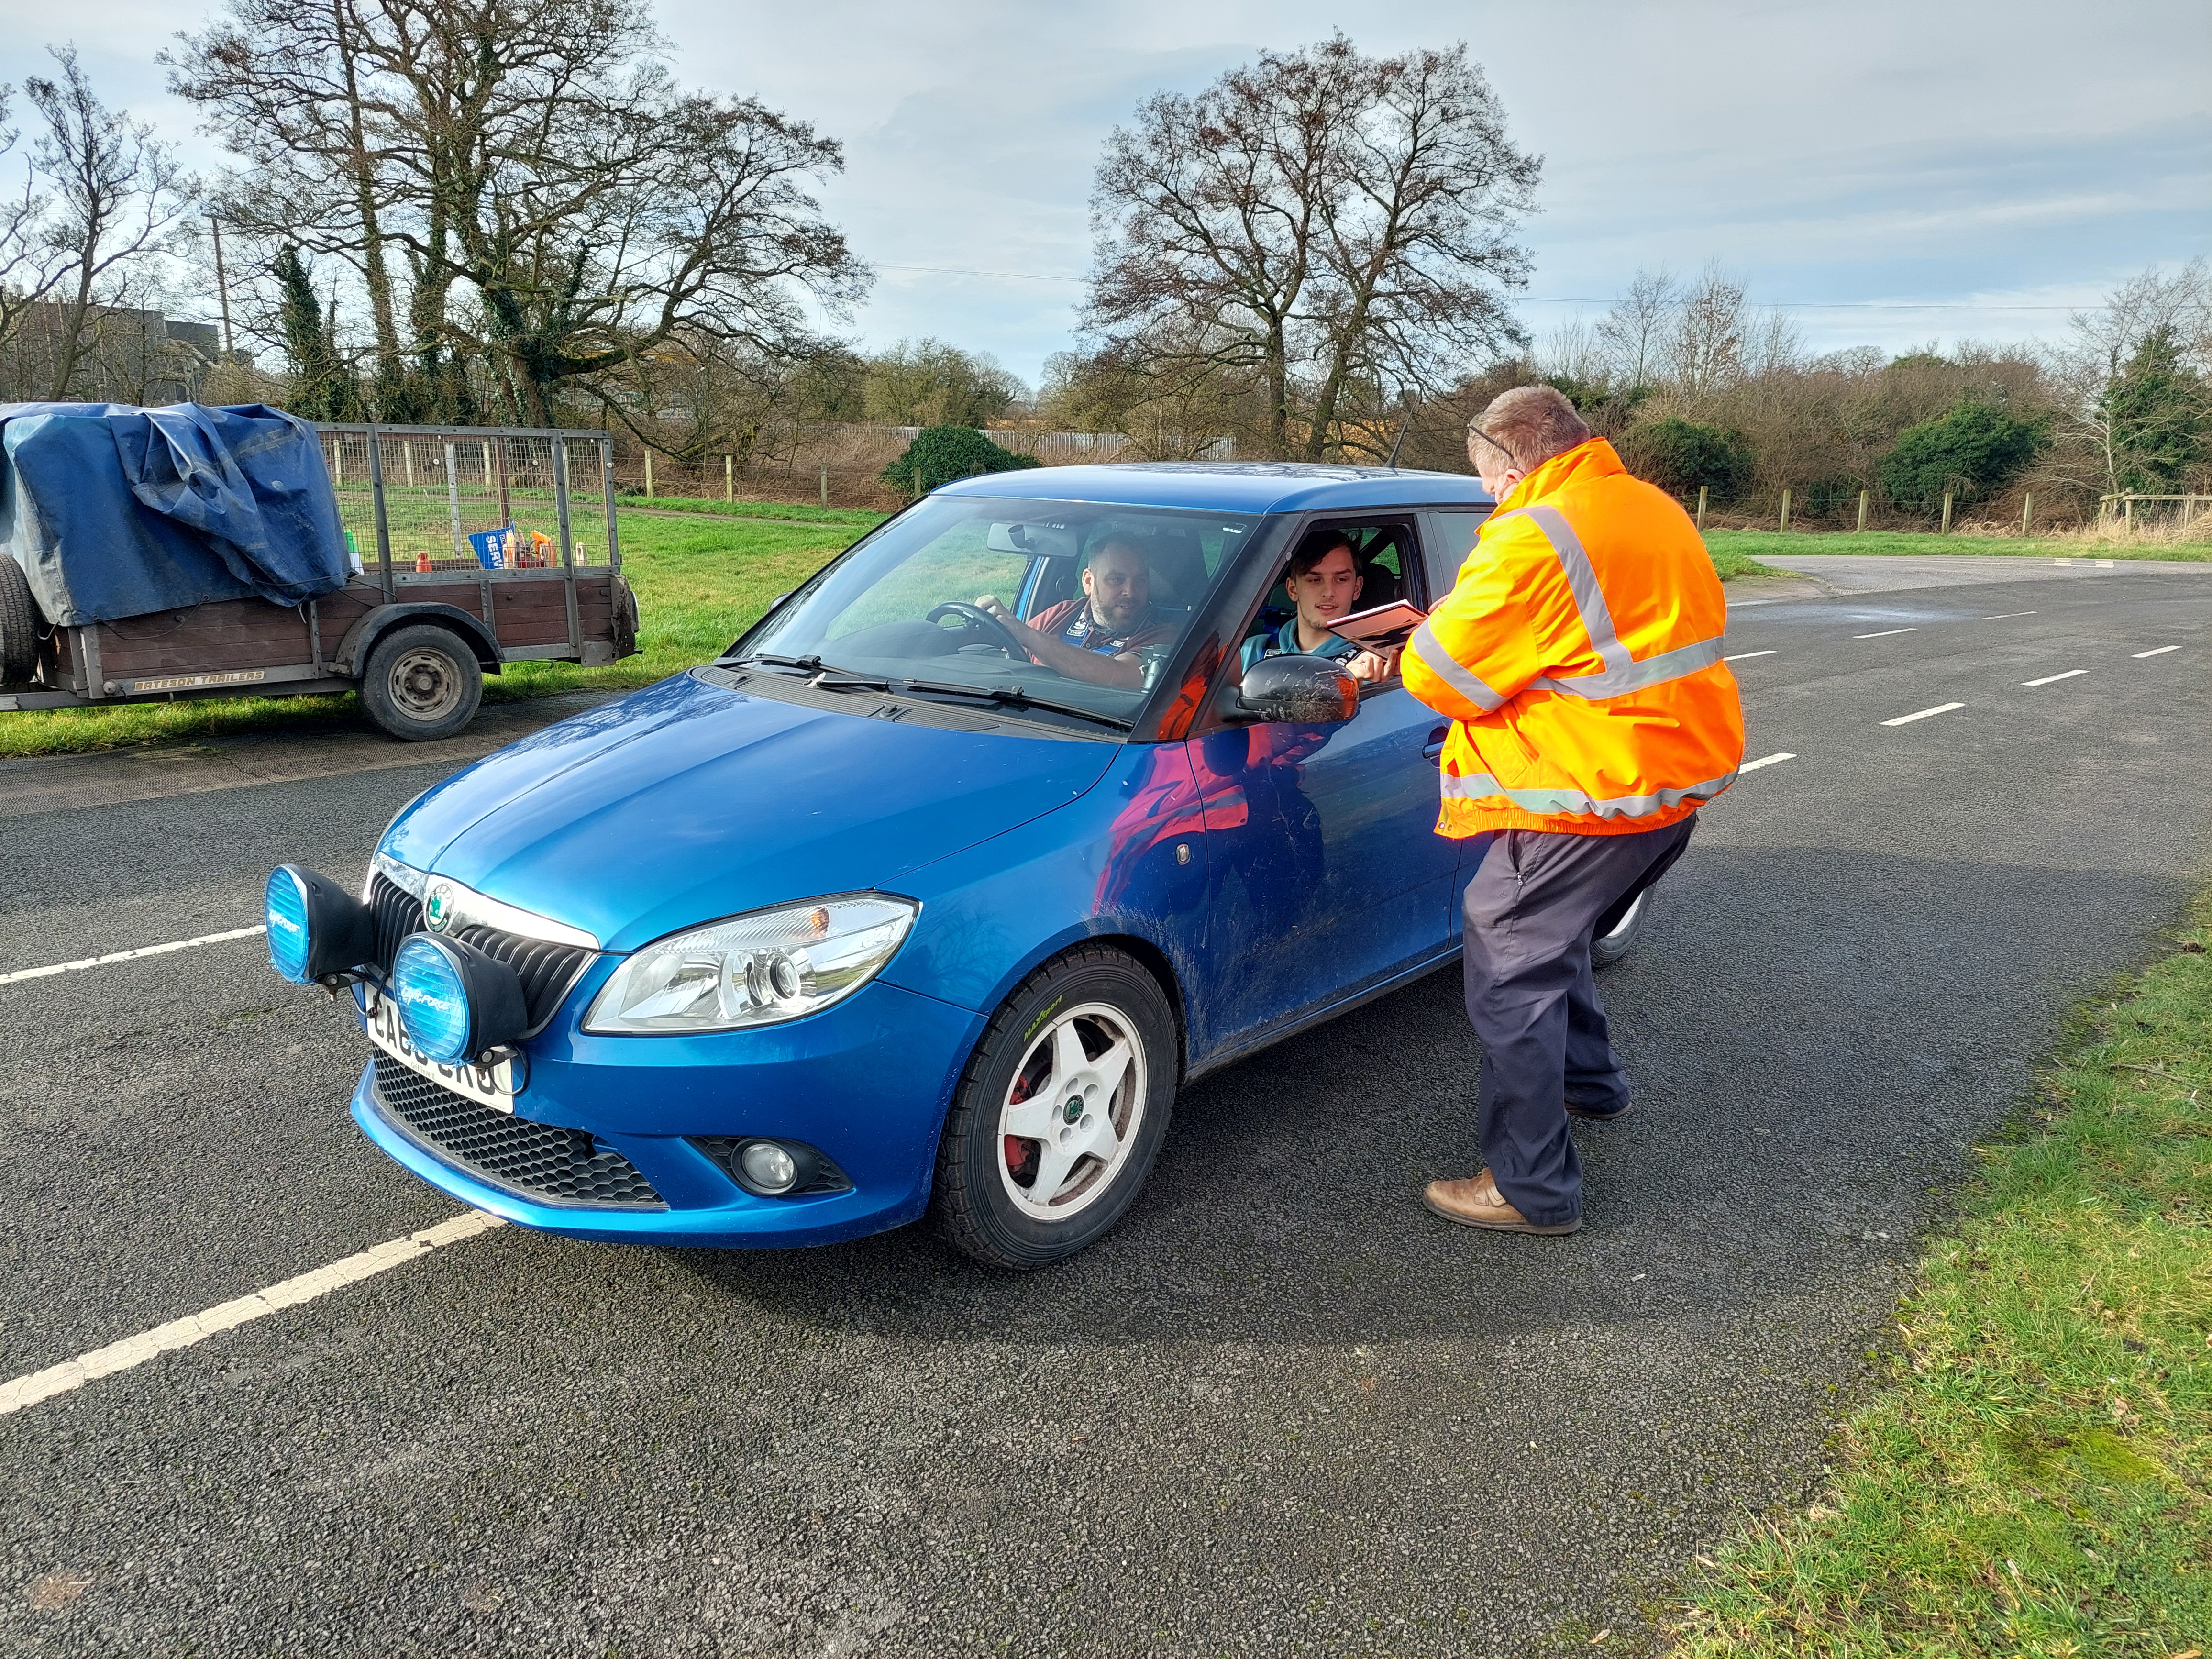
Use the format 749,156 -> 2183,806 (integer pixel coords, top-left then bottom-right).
1438,767 -> 1738,820
1529,635 -> 1728,699
1408,620 -> 1504,712
1520,506 -> 1631,675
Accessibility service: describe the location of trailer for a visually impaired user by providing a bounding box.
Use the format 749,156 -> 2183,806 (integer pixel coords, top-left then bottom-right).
0,420 -> 638,741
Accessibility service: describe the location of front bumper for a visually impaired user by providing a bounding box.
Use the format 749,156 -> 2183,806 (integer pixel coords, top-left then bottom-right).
349,976 -> 985,1247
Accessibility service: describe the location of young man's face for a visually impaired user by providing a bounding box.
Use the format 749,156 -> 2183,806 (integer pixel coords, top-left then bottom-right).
1083,544 -> 1151,630
1290,545 -> 1363,627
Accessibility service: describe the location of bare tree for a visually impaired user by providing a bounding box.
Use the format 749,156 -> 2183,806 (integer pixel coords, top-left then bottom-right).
1594,266 -> 1678,390
23,47 -> 196,399
1085,33 -> 1537,461
0,87 -> 73,374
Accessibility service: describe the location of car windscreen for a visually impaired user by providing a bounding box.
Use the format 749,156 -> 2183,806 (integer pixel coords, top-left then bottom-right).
731,496 -> 1256,731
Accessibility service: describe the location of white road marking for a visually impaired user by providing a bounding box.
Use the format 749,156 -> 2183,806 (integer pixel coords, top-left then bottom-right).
1984,611 -> 2036,619
1854,628 -> 1917,639
1728,599 -> 1781,608
0,1211 -> 505,1418
1723,649 -> 1776,662
2134,645 -> 2182,658
2095,560 -> 2115,568
0,925 -> 267,988
1738,752 -> 1796,773
2053,558 -> 2072,566
1881,702 -> 1965,727
2023,669 -> 2088,686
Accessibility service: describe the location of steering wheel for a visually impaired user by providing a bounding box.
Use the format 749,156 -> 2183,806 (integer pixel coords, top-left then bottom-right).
926,600 -> 1028,659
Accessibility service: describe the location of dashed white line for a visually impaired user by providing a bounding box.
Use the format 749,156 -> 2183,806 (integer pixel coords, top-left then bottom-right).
0,1211 -> 505,1417
1881,702 -> 1965,727
1724,649 -> 1776,662
2053,558 -> 2072,567
0,925 -> 267,988
1738,752 -> 1796,773
1854,628 -> 1917,639
1984,611 -> 2036,619
2023,669 -> 2088,687
2134,645 -> 2182,659
2095,560 -> 2115,569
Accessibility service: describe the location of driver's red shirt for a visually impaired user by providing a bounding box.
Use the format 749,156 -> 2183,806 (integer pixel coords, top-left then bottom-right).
1026,598 -> 1179,659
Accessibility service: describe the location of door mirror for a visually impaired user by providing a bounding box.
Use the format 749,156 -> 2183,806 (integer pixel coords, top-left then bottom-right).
1222,653 -> 1360,726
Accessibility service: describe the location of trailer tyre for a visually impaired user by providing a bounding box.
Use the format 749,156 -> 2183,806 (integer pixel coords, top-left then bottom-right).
359,623 -> 482,741
0,553 -> 42,686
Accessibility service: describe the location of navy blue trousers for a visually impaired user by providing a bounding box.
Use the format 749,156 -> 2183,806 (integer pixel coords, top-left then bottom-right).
1459,816 -> 1697,1226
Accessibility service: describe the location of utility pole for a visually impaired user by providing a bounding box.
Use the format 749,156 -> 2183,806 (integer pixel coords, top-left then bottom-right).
208,216 -> 234,358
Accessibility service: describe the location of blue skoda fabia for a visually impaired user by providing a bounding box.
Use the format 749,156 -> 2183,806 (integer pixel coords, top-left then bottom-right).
267,463 -> 1648,1268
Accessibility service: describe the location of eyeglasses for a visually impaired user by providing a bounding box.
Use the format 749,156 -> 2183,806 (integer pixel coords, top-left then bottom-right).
1465,424 -> 1520,468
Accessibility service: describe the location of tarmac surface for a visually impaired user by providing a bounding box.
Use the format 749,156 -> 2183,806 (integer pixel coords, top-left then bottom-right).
2,554 -> 2209,1656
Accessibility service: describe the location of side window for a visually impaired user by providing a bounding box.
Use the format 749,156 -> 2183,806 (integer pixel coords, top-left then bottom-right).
1422,509 -> 1490,602
1234,520 -> 1422,689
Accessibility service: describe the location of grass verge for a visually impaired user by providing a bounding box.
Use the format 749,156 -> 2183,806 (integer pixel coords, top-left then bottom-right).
1670,893 -> 2212,1658
1707,529 -> 2212,565
0,512 -> 864,760
1705,542 -> 1781,581
616,492 -> 889,530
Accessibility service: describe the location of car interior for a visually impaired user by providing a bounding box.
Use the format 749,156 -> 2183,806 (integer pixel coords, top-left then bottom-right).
1015,519 -> 1217,622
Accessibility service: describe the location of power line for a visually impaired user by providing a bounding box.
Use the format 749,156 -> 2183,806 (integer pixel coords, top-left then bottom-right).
874,263 -> 2097,311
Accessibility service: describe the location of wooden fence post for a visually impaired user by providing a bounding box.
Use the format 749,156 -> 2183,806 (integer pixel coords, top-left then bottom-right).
1779,487 -> 1791,533
724,455 -> 733,501
644,451 -> 654,498
820,465 -> 829,509
1695,485 -> 1707,530
1857,489 -> 1869,533
2124,493 -> 2134,531
1940,491 -> 1953,535
2022,492 -> 2033,535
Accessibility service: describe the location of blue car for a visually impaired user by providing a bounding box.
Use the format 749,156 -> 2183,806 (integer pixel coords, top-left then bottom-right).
264,463 -> 1651,1267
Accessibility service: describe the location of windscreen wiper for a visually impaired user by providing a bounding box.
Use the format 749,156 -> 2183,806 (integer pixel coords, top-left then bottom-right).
722,653 -> 892,693
718,651 -> 819,673
896,679 -> 1133,730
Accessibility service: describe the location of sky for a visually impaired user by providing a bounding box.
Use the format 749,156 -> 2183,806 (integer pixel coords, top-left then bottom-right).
3,0 -> 2206,391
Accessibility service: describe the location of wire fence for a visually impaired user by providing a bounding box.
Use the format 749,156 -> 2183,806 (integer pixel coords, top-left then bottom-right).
314,425 -> 619,575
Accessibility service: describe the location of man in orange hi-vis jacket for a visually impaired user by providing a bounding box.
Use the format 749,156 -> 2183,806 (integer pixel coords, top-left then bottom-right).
1403,385 -> 1746,1236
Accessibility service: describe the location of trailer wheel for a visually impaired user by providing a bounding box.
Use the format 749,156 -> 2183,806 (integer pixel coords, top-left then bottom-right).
0,554 -> 41,686
359,623 -> 482,741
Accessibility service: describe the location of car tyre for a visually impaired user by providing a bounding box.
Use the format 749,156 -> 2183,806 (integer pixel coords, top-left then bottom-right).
1589,885 -> 1651,969
932,945 -> 1178,1270
0,553 -> 42,686
360,623 -> 483,741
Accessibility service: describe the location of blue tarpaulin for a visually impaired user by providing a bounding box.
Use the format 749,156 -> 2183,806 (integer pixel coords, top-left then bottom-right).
0,402 -> 350,626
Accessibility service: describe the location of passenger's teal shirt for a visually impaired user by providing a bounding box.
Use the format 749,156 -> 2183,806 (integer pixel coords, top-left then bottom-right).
1240,615 -> 1363,673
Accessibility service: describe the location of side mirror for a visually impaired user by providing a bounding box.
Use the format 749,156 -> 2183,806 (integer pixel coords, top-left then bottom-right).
1221,653 -> 1360,726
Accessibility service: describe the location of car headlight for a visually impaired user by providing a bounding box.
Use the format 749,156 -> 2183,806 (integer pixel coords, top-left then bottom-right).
583,895 -> 918,1034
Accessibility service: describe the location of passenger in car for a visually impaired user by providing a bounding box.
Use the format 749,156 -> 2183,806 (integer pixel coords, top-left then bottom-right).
1241,537 -> 1398,683
974,536 -> 1179,689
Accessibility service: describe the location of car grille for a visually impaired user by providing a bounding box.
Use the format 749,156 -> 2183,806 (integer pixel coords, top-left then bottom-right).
370,1052 -> 665,1209
367,873 -> 593,1032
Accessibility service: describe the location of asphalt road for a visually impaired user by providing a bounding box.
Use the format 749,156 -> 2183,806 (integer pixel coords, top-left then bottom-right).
2,555 -> 2208,1657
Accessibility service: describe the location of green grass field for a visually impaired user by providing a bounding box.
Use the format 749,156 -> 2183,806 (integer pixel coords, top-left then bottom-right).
1707,529 -> 2212,566
1670,893 -> 2212,1658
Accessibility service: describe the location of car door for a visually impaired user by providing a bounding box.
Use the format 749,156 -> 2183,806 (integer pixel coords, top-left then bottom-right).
1183,515 -> 1463,1053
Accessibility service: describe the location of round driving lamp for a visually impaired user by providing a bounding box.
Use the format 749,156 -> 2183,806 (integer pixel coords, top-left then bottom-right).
391,933 -> 527,1065
265,864 -> 375,984
738,1140 -> 800,1194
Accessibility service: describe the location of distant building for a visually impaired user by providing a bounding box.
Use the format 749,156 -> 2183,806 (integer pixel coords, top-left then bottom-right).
0,303 -> 238,405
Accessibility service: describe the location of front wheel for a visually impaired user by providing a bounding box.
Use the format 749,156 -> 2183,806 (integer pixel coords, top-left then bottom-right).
932,946 -> 1178,1269
359,623 -> 483,741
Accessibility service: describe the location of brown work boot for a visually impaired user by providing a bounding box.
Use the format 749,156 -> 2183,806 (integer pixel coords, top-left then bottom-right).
1421,1171 -> 1582,1235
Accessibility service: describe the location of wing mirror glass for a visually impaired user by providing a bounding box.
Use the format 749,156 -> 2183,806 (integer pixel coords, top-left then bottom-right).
1222,653 -> 1360,726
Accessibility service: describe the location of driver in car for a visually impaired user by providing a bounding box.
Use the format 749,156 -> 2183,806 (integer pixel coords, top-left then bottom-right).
1241,536 -> 1398,683
973,536 -> 1179,689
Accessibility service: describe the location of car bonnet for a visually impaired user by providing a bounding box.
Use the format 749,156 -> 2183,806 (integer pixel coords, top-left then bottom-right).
380,671 -> 1120,952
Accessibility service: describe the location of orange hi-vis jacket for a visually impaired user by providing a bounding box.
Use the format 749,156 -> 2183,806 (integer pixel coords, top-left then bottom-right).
1403,437 -> 1747,838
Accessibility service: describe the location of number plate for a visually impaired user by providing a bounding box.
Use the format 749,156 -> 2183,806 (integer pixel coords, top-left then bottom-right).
362,984 -> 522,1111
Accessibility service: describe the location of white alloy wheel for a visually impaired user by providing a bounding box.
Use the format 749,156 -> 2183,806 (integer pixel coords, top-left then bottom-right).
995,1002 -> 1148,1221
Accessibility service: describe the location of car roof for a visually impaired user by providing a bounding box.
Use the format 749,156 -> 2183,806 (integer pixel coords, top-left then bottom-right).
932,461 -> 1494,516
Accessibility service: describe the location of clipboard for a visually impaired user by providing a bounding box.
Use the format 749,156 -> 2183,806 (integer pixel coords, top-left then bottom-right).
1323,599 -> 1427,651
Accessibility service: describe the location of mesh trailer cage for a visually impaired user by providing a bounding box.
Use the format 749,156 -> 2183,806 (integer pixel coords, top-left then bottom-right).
312,424 -> 621,582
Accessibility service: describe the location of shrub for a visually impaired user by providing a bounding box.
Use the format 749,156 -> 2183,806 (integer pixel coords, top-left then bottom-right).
882,426 -> 1042,493
1621,417 -> 1754,502
1877,399 -> 2042,513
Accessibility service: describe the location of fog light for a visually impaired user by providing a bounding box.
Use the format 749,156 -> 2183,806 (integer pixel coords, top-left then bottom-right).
739,1140 -> 799,1194
265,864 -> 375,984
391,932 -> 527,1065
